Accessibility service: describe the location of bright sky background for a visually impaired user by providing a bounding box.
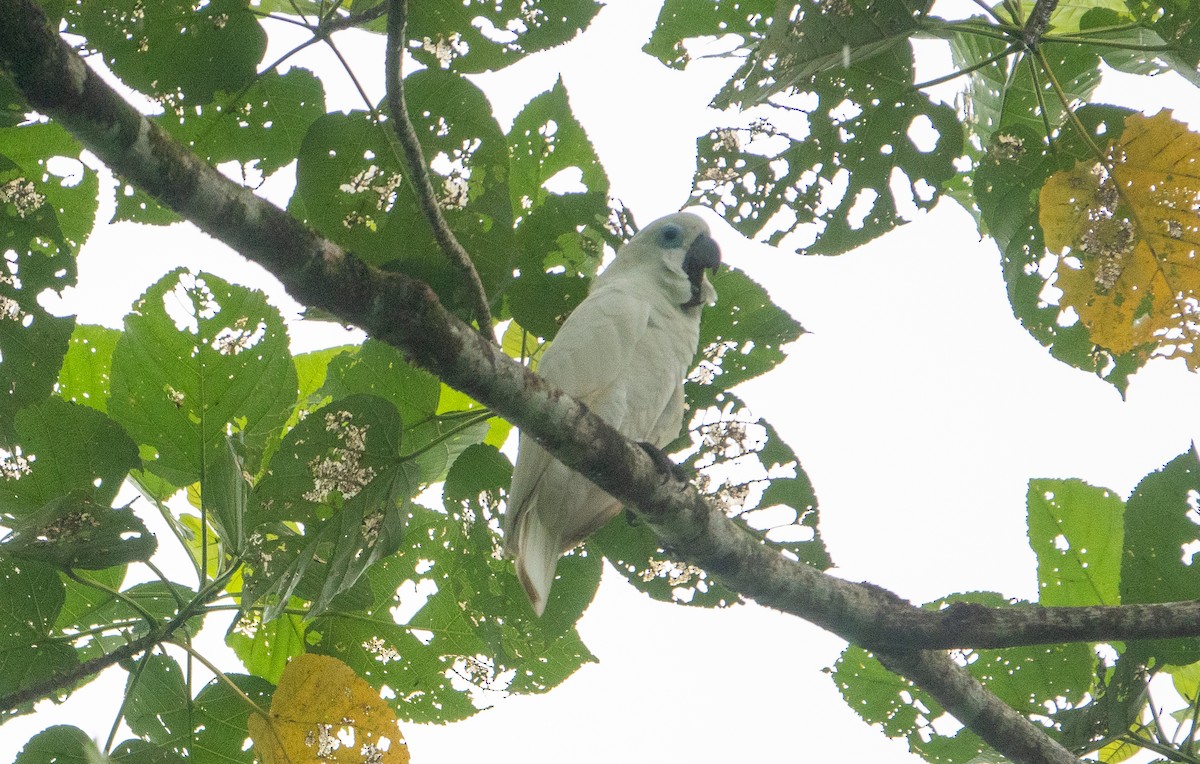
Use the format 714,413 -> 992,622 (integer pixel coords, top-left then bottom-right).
6,1 -> 1200,761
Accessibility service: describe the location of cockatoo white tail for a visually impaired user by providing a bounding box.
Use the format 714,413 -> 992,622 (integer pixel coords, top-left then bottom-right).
503,211 -> 721,615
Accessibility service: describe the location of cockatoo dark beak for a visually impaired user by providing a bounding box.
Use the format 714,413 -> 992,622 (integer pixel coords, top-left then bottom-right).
681,233 -> 721,309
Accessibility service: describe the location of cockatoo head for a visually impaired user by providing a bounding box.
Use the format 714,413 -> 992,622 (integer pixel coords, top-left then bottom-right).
605,212 -> 721,309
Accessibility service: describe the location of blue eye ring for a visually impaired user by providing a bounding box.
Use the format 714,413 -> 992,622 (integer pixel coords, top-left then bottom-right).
659,223 -> 683,247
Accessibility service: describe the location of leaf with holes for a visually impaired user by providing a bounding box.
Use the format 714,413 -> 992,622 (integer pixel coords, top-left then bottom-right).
1027,478 -> 1124,607
1120,446 -> 1200,665
694,43 -> 962,255
107,270 -> 297,487
1040,110 -> 1200,368
0,398 -> 138,520
248,654 -> 410,764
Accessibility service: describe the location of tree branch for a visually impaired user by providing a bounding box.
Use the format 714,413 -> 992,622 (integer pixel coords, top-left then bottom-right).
876,650 -> 1082,764
384,0 -> 495,341
1023,0 -> 1059,49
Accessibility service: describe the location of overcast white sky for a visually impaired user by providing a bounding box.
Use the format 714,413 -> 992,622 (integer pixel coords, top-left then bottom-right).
7,1 -> 1200,761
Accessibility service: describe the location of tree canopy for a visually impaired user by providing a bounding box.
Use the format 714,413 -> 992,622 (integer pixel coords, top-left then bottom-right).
3,0 -> 1200,762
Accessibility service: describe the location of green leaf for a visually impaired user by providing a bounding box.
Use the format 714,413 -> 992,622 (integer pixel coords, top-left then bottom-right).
644,0 -> 772,70
110,739 -> 185,763
321,339 -> 439,428
405,0 -> 602,73
506,199 -> 599,339
0,122 -> 89,445
309,500 -> 598,723
14,725 -> 104,764
1027,478 -> 1124,607
1120,447 -> 1200,665
948,24 -> 1101,149
1128,0 -> 1200,76
159,68 -> 327,178
294,72 -> 512,319
123,654 -> 190,749
715,0 -> 932,108
694,45 -> 963,255
108,270 -> 297,487
508,77 -> 608,216
1080,8 -> 1200,89
248,395 -> 414,619
67,0 -> 266,104
0,558 -> 76,723
192,673 -> 274,764
0,398 -> 139,519
200,435 -> 250,559
688,267 -> 805,412
0,119 -> 99,247
1,494 -> 156,570
227,611 -> 304,685
57,324 -> 122,413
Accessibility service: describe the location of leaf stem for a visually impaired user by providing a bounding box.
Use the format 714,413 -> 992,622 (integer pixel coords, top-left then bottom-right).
400,410 -> 493,462
1034,47 -> 1105,160
167,637 -> 270,719
913,43 -> 1019,90
103,648 -> 154,752
384,0 -> 496,342
65,569 -> 160,627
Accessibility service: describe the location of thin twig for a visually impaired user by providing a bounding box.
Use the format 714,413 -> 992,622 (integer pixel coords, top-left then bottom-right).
384,0 -> 495,341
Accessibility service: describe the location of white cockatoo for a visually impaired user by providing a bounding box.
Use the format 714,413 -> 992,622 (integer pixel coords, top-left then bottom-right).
503,211 -> 721,615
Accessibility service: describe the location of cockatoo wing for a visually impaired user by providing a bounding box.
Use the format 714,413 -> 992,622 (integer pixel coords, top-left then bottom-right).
504,290 -> 656,614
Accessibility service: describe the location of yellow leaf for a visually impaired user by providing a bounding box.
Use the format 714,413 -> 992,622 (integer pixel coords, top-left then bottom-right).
1040,110 -> 1200,364
248,654 -> 410,764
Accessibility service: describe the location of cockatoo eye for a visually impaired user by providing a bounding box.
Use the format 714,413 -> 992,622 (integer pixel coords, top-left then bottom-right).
658,223 -> 683,247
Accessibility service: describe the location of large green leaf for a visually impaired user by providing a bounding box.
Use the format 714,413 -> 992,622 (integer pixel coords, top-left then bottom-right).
293,71 -> 512,319
0,121 -> 92,445
949,24 -> 1102,149
694,44 -> 962,255
1027,478 -> 1124,607
1127,0 -> 1200,75
108,270 -> 297,487
1,494 -> 156,570
67,0 -> 266,104
644,0 -> 772,70
123,654 -> 191,751
320,339 -> 439,428
14,725 -> 104,763
688,267 -> 804,412
191,674 -> 274,764
0,398 -> 139,519
0,558 -> 75,723
309,500 -> 598,723
1120,447 -> 1200,665
160,68 -> 327,179
714,0 -> 932,108
404,0 -> 602,73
